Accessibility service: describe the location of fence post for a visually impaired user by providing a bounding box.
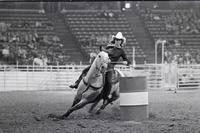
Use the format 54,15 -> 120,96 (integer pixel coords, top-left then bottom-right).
50,65 -> 54,89
26,66 -> 28,90
3,65 -> 6,91
161,64 -> 165,90
175,63 -> 178,93
16,61 -> 18,89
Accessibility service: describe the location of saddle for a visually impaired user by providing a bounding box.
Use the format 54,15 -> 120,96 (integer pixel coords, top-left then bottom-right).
111,69 -> 121,84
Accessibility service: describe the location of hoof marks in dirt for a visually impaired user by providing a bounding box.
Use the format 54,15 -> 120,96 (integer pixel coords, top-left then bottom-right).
47,114 -> 65,121
47,113 -> 57,118
77,123 -> 86,128
168,123 -> 175,127
149,112 -> 157,119
33,116 -> 42,121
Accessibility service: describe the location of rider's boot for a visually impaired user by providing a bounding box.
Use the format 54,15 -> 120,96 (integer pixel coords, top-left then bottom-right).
69,72 -> 83,89
69,76 -> 82,89
69,82 -> 79,89
102,81 -> 112,101
69,65 -> 91,89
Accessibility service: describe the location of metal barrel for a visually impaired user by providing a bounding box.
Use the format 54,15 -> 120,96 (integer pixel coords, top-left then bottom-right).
120,76 -> 148,121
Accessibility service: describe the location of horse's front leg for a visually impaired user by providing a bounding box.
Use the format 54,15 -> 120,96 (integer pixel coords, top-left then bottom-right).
71,94 -> 82,107
95,98 -> 109,114
62,99 -> 90,118
49,94 -> 83,121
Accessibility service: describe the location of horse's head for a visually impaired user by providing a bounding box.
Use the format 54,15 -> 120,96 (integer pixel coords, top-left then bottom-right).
95,51 -> 110,74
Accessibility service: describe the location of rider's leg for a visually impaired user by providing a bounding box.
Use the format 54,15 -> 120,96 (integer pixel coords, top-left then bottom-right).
69,65 -> 91,88
101,69 -> 113,101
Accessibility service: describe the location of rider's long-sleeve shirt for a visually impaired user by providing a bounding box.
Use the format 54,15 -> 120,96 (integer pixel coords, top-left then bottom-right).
104,45 -> 131,68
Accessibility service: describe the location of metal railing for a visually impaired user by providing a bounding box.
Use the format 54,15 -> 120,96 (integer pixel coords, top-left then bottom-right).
0,64 -> 161,91
1,64 -> 199,92
178,64 -> 200,90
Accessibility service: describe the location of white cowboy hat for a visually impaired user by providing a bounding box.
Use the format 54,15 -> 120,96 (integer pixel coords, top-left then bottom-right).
111,32 -> 126,47
115,32 -> 125,39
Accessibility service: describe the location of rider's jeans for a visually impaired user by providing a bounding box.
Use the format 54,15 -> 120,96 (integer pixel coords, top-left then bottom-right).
101,69 -> 113,99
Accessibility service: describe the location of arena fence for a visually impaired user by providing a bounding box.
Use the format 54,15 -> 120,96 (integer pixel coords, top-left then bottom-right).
177,64 -> 200,90
0,64 -> 199,92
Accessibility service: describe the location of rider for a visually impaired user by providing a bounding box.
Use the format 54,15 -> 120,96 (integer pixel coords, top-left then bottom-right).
69,32 -> 131,100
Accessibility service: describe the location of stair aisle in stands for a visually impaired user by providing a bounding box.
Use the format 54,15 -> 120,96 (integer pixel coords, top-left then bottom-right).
124,10 -> 156,63
47,12 -> 87,64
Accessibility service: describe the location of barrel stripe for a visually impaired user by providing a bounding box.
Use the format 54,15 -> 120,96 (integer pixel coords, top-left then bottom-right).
120,92 -> 148,106
120,77 -> 147,93
120,89 -> 147,93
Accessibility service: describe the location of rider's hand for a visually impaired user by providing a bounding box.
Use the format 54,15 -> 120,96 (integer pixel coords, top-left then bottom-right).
99,45 -> 103,51
123,61 -> 128,65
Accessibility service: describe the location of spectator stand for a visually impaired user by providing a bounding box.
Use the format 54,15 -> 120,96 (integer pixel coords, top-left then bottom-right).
139,8 -> 200,61
62,10 -> 143,64
0,9 -> 68,65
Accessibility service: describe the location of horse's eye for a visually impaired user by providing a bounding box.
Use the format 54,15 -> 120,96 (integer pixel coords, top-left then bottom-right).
98,55 -> 101,58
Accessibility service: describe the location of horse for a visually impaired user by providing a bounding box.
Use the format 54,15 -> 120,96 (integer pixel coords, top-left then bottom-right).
49,51 -> 110,120
88,67 -> 125,114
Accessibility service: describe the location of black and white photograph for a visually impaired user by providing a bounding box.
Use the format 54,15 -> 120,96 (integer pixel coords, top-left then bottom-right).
0,1 -> 200,133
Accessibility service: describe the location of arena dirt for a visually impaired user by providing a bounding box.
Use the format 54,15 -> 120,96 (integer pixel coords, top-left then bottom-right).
0,89 -> 200,133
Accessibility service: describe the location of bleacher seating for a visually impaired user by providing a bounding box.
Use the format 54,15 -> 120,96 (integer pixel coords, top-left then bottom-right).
140,9 -> 200,55
0,9 -> 54,36
63,10 -> 145,60
0,9 -> 68,65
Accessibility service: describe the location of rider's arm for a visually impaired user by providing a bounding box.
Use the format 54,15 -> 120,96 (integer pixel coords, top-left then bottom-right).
121,50 -> 131,65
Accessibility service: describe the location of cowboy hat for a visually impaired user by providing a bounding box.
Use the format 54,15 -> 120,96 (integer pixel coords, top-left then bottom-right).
110,32 -> 126,47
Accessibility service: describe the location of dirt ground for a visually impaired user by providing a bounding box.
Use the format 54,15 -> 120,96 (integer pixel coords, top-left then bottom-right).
0,88 -> 200,133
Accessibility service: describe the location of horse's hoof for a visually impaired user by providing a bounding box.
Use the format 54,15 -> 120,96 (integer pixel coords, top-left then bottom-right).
95,110 -> 101,115
51,115 -> 66,121
52,117 -> 64,121
59,116 -> 67,120
48,113 -> 57,118
88,109 -> 93,114
52,117 -> 60,121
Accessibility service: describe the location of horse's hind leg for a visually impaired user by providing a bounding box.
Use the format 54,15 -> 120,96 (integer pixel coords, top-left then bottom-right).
88,97 -> 101,113
107,93 -> 119,105
95,99 -> 109,114
96,92 -> 119,114
62,99 -> 89,118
